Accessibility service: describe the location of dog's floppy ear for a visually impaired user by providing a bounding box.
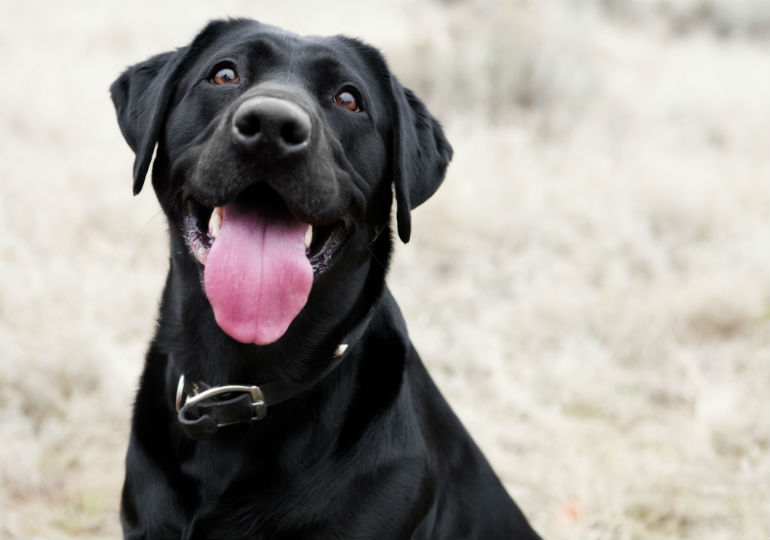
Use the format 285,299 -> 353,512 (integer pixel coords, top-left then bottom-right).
390,78 -> 453,243
110,49 -> 185,195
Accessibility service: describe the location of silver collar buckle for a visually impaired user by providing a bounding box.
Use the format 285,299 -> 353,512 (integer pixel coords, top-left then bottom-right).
176,374 -> 267,425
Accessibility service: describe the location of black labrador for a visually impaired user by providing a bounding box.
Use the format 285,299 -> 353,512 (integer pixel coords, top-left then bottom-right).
111,18 -> 539,539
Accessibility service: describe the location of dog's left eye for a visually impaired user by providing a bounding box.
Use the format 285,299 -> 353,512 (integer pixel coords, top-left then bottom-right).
334,87 -> 362,112
212,67 -> 238,85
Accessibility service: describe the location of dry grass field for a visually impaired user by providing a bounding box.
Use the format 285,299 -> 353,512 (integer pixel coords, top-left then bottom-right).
1,0 -> 768,538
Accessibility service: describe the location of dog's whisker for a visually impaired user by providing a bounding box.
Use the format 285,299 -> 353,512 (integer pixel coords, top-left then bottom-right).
131,208 -> 165,244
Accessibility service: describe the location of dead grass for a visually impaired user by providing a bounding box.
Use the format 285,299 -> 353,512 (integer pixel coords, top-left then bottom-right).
0,0 -> 767,538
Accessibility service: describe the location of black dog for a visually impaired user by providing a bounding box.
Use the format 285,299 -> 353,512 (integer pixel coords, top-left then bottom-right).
111,18 -> 539,539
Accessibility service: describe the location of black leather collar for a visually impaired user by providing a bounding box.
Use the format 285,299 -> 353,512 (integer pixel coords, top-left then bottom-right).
175,309 -> 373,440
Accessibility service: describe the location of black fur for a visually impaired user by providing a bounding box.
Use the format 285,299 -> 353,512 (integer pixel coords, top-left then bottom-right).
111,18 -> 539,539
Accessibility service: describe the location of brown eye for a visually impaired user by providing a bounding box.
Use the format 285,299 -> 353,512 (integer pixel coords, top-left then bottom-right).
334,88 -> 361,112
212,67 -> 238,85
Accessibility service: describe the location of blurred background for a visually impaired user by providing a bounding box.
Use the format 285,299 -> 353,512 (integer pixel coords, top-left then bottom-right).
0,0 -> 768,537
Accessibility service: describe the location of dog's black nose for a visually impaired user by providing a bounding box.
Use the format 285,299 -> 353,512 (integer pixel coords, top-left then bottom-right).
232,96 -> 312,157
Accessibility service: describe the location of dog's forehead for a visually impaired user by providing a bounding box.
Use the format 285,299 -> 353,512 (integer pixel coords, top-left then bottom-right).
198,21 -> 373,78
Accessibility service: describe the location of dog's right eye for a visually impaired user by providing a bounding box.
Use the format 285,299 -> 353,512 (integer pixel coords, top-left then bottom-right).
334,86 -> 362,112
211,66 -> 238,85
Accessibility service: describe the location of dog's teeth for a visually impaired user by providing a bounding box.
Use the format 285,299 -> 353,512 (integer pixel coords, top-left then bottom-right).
304,225 -> 313,248
209,207 -> 223,238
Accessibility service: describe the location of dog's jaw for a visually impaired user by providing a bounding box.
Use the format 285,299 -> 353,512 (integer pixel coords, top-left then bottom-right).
179,190 -> 353,345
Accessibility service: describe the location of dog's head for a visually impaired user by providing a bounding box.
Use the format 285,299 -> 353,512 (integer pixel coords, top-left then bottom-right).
111,19 -> 451,347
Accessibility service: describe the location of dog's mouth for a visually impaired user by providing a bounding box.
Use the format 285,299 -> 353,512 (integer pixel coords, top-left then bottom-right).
183,200 -> 346,273
181,190 -> 348,345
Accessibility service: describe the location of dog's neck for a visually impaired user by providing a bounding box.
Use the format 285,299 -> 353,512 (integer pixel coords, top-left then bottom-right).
172,301 -> 376,439
143,228 -> 410,486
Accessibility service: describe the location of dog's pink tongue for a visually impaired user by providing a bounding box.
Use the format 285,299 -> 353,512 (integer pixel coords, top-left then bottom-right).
204,204 -> 312,345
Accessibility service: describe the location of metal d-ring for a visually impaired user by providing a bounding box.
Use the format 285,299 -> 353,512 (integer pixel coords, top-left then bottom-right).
176,374 -> 186,412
